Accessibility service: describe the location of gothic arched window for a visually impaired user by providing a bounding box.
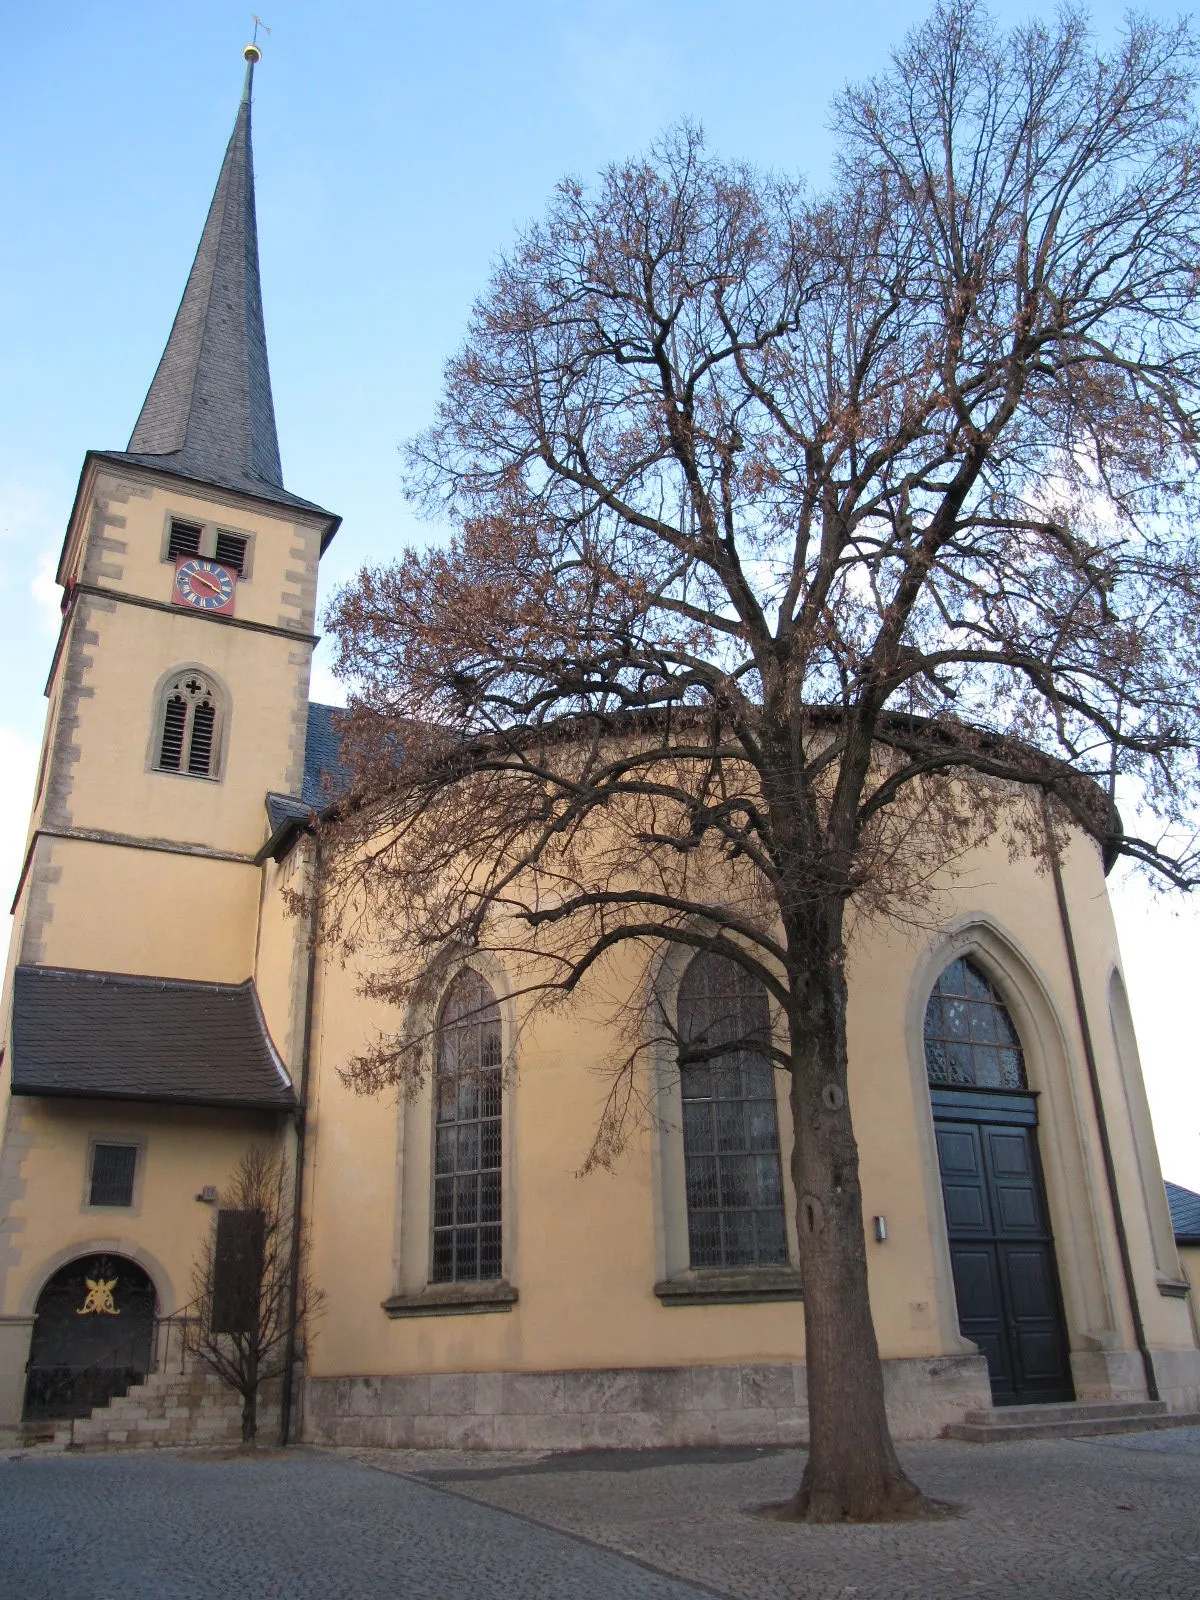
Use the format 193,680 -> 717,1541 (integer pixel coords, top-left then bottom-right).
923,956 -> 1028,1089
677,951 -> 788,1269
432,968 -> 503,1283
155,671 -> 222,779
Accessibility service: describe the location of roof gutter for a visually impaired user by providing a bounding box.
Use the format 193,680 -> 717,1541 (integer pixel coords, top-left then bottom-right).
279,833 -> 322,1446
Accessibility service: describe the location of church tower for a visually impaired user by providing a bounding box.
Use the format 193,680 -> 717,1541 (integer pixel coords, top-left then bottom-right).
12,46 -> 338,984
0,48 -> 337,1441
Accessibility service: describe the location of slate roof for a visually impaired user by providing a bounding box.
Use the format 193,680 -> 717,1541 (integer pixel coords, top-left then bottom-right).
265,791 -> 314,834
1167,1181 -> 1200,1244
259,703 -> 354,858
10,966 -> 295,1111
301,702 -> 353,808
100,61 -> 337,535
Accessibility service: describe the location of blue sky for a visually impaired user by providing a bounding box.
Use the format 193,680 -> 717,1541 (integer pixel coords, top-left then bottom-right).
2,0 -> 1198,1186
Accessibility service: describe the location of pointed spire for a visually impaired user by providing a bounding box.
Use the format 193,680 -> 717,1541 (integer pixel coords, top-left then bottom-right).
121,44 -> 285,496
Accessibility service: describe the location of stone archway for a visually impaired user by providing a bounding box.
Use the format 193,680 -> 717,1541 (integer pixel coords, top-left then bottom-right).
23,1253 -> 157,1422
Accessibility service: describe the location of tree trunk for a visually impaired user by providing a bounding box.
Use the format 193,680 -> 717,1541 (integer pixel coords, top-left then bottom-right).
241,1369 -> 258,1447
778,908 -> 931,1521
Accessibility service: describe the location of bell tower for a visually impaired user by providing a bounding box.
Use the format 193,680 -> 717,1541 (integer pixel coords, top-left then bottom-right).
9,45 -> 339,986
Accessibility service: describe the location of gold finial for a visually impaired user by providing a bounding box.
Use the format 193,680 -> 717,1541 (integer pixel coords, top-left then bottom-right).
243,17 -> 268,98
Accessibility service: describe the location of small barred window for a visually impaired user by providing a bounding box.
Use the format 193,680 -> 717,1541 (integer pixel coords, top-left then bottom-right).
432,969 -> 503,1283
923,957 -> 1027,1089
89,1143 -> 137,1207
155,672 -> 222,779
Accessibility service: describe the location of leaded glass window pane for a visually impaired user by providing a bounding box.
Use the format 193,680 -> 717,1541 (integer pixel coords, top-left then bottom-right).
431,968 -> 503,1282
923,957 -> 1027,1089
677,951 -> 788,1269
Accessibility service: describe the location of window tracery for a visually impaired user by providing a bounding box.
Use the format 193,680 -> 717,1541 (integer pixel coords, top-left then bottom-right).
155,671 -> 222,778
923,956 -> 1027,1089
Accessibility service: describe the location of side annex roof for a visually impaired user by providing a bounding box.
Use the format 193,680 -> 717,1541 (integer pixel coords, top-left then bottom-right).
10,966 -> 295,1112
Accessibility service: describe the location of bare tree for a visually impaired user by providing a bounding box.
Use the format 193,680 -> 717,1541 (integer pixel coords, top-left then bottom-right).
187,1146 -> 324,1447
322,2 -> 1200,1518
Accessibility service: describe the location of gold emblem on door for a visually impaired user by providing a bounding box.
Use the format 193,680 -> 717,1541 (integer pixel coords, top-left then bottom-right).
77,1277 -> 120,1316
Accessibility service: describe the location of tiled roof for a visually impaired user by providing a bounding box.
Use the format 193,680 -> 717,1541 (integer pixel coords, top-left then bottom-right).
301,702 -> 353,809
1166,1181 -> 1200,1244
106,65 -> 335,532
265,791 -> 314,834
259,703 -> 354,859
10,966 -> 295,1111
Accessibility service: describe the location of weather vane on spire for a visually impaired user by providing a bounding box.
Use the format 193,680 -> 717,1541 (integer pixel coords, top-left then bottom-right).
245,14 -> 270,64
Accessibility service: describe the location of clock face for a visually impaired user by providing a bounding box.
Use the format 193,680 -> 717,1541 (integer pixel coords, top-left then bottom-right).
173,557 -> 236,615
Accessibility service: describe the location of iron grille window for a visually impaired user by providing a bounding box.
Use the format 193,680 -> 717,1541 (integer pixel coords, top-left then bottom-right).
431,968 -> 502,1283
213,531 -> 248,574
89,1143 -> 137,1207
678,951 -> 788,1269
923,957 -> 1027,1089
156,672 -> 221,778
167,519 -> 203,560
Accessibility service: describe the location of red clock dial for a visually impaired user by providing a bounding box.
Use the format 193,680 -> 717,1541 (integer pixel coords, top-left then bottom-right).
173,557 -> 236,615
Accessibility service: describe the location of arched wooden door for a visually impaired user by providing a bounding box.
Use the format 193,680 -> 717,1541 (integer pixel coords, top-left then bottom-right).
925,958 -> 1074,1406
23,1254 -> 157,1422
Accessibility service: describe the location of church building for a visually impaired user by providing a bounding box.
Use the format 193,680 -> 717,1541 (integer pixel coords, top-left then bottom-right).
1,54 -> 1197,1452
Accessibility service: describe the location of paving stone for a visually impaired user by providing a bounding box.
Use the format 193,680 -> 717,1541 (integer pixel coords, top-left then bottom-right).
0,1452 -> 711,1600
385,1428 -> 1200,1600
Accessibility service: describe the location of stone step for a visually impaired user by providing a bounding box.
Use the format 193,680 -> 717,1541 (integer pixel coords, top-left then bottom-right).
947,1408 -> 1200,1443
961,1400 -> 1165,1427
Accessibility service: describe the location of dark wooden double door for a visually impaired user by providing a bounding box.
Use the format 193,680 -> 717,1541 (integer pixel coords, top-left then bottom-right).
932,1091 -> 1073,1406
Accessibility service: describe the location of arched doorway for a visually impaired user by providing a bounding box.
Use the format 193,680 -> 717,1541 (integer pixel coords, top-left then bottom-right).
23,1253 -> 157,1422
925,957 -> 1074,1406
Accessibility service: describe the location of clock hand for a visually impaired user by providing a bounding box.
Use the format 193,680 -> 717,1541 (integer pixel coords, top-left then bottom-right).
188,572 -> 223,596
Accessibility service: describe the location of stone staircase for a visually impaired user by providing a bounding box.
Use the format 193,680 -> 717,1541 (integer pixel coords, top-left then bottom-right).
945,1399 -> 1200,1443
25,1363 -> 277,1451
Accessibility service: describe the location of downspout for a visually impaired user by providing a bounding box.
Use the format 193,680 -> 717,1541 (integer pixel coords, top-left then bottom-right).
279,833 -> 321,1445
1041,793 -> 1159,1403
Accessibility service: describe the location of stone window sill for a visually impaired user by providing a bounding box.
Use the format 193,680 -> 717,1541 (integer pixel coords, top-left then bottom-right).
381,1281 -> 518,1319
654,1268 -> 804,1306
1156,1276 -> 1191,1299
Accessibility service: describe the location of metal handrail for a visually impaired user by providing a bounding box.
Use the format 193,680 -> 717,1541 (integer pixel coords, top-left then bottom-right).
23,1297 -> 203,1436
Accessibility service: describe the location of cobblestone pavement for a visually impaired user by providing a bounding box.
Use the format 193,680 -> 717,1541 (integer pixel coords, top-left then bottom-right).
0,1449 -> 714,1600
3,1432 -> 1199,1598
358,1428 -> 1200,1600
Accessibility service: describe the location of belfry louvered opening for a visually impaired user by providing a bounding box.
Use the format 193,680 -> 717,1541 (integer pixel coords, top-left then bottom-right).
213,531 -> 248,574
155,671 -> 223,779
167,519 -> 203,561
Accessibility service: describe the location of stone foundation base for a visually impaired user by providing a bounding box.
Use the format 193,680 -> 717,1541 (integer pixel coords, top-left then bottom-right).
303,1354 -> 991,1451
1150,1347 -> 1200,1413
1070,1347 -> 1149,1405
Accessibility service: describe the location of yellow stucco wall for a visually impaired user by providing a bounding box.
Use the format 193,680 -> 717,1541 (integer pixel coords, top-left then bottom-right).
254,848 -> 312,1077
297,815 -> 1193,1383
1,1101 -> 280,1321
21,836 -> 260,983
1178,1245 -> 1200,1347
284,812 -> 1200,1388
